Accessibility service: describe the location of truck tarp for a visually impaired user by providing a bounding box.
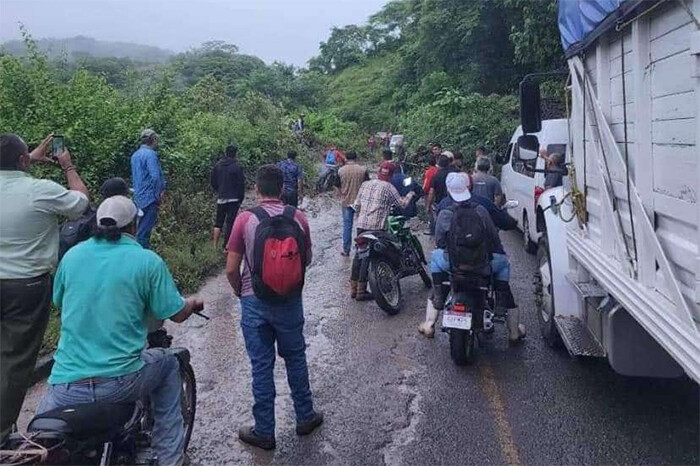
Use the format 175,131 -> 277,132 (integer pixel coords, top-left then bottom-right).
558,0 -> 647,57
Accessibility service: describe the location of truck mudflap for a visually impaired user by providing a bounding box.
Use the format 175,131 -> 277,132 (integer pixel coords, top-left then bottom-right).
537,186 -> 582,320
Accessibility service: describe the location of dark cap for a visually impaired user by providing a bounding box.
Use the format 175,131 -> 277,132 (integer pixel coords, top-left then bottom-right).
100,177 -> 129,198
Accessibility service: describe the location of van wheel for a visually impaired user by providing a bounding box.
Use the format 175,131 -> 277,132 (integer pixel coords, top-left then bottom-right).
535,235 -> 561,347
523,213 -> 537,255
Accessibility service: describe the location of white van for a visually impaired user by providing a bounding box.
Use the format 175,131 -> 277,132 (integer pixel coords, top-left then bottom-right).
500,119 -> 568,253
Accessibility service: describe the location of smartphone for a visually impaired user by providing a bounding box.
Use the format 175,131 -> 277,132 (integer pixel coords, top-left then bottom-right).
52,135 -> 65,160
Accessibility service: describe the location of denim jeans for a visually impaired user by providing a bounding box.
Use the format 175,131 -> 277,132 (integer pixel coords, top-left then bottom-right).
240,295 -> 315,437
342,206 -> 355,254
137,203 -> 159,249
37,349 -> 184,466
430,248 -> 511,281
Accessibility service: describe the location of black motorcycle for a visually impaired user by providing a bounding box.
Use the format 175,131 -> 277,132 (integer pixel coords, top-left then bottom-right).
0,329 -> 197,466
441,273 -> 501,365
356,201 -> 431,315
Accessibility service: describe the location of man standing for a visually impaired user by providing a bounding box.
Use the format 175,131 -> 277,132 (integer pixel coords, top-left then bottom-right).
0,133 -> 89,439
211,145 -> 246,247
38,195 -> 203,466
425,154 -> 457,235
351,164 -> 415,300
472,156 -> 504,206
277,150 -> 304,207
337,151 -> 369,256
225,165 -> 323,450
131,129 -> 165,249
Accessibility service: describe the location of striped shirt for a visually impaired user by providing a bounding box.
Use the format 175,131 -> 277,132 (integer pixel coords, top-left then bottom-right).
353,179 -> 411,231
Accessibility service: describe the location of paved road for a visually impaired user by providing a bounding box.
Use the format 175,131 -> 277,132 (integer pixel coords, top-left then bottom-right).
20,194 -> 699,465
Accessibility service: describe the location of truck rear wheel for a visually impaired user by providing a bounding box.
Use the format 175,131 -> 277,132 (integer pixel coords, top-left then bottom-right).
535,235 -> 561,347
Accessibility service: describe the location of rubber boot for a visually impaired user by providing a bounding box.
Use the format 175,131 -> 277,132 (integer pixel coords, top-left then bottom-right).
418,298 -> 439,338
431,273 -> 449,311
355,282 -> 373,301
350,280 -> 358,299
507,307 -> 527,345
494,280 -> 517,316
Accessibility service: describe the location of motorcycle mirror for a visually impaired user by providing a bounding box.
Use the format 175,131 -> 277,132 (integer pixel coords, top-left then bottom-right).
503,200 -> 519,210
403,177 -> 413,187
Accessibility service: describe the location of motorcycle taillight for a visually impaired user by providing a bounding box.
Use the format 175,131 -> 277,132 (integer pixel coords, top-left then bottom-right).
453,303 -> 467,313
355,237 -> 368,246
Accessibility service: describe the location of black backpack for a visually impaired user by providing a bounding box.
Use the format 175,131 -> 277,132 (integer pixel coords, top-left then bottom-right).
58,207 -> 97,260
447,203 -> 489,273
249,206 -> 308,303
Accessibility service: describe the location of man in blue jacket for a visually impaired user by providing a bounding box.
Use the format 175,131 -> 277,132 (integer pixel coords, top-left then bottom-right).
131,129 -> 166,249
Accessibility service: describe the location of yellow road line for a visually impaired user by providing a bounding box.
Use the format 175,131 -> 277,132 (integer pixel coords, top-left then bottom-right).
478,364 -> 522,466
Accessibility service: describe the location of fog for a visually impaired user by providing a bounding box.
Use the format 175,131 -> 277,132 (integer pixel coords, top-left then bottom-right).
0,0 -> 388,66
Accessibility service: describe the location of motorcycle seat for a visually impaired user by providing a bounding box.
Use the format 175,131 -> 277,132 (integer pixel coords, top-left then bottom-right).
28,402 -> 141,442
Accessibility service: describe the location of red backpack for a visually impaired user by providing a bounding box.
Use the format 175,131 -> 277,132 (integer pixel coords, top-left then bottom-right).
249,206 -> 308,303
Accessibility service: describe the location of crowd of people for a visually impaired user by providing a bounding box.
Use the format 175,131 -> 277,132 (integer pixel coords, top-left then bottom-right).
0,131 -> 547,463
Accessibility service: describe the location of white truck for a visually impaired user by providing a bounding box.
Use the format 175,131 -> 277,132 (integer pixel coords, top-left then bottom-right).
516,0 -> 700,382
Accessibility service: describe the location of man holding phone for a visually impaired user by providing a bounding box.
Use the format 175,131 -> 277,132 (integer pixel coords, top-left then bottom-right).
0,133 -> 89,440
130,129 -> 166,249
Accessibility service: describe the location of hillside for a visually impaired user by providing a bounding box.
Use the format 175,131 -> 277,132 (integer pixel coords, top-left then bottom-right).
1,35 -> 172,62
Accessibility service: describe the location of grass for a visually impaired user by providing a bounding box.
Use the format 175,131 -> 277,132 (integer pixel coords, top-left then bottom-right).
39,308 -> 61,357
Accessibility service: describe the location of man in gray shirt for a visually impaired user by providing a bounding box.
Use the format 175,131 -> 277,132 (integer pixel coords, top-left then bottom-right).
471,156 -> 504,206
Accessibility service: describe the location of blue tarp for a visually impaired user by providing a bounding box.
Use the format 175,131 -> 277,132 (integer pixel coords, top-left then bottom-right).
558,0 -> 639,56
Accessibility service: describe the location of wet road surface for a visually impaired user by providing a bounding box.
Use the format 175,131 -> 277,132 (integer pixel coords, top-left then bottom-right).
19,194 -> 699,465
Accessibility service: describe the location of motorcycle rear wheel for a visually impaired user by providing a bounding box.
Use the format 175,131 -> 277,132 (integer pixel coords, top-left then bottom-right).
449,329 -> 475,366
369,258 -> 402,315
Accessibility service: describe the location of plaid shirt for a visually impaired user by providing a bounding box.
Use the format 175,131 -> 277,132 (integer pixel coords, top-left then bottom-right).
353,179 -> 409,231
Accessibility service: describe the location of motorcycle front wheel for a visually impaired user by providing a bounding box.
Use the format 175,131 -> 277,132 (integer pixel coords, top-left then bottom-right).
369,258 -> 402,315
449,329 -> 475,366
179,361 -> 197,450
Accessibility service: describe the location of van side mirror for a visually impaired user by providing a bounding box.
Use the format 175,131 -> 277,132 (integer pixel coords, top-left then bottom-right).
520,77 -> 542,134
516,135 -> 539,161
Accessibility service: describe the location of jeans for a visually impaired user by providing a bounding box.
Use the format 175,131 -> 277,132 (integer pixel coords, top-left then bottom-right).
240,295 -> 315,437
137,203 -> 159,249
430,248 -> 511,281
350,228 -> 370,282
38,349 -> 184,466
342,206 -> 355,254
0,274 -> 51,437
282,190 -> 299,207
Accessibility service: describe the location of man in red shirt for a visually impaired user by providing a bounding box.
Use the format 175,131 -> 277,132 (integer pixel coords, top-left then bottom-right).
225,165 -> 323,450
422,153 -> 439,235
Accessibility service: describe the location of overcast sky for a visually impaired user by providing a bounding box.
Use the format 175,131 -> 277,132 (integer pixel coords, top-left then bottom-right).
0,0 -> 388,66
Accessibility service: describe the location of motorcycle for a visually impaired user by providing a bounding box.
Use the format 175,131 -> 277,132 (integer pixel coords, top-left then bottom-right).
0,327 -> 198,466
438,199 -> 520,365
441,273 -> 501,365
316,164 -> 340,193
355,178 -> 432,315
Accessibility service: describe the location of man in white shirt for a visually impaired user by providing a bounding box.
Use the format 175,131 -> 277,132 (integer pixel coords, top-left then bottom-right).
0,133 -> 89,439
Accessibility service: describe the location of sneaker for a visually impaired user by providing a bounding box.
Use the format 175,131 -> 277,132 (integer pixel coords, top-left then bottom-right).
238,426 -> 276,450
296,411 -> 324,436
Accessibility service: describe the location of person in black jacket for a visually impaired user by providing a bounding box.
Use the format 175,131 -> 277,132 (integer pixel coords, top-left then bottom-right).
211,145 -> 246,248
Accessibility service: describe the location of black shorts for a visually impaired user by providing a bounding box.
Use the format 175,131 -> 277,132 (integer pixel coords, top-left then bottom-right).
214,202 -> 241,228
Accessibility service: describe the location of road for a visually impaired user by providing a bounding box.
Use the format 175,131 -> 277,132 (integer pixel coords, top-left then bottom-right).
19,193 -> 699,465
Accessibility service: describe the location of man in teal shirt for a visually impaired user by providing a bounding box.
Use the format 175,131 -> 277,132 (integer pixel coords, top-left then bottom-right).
37,195 -> 203,466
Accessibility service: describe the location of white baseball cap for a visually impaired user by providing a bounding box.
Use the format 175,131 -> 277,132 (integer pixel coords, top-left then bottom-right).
96,195 -> 138,228
446,172 -> 471,202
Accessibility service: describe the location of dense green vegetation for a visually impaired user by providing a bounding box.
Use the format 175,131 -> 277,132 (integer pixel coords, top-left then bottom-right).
307,0 -> 563,159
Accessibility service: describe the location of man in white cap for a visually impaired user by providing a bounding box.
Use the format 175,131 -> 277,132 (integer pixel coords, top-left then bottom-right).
130,129 -> 165,249
419,172 -> 525,344
37,195 -> 204,466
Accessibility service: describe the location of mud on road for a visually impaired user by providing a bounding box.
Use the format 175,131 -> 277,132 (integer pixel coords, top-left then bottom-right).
19,193 -> 699,465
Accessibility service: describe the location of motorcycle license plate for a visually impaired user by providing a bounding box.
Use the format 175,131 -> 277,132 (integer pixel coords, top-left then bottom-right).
442,311 -> 472,330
